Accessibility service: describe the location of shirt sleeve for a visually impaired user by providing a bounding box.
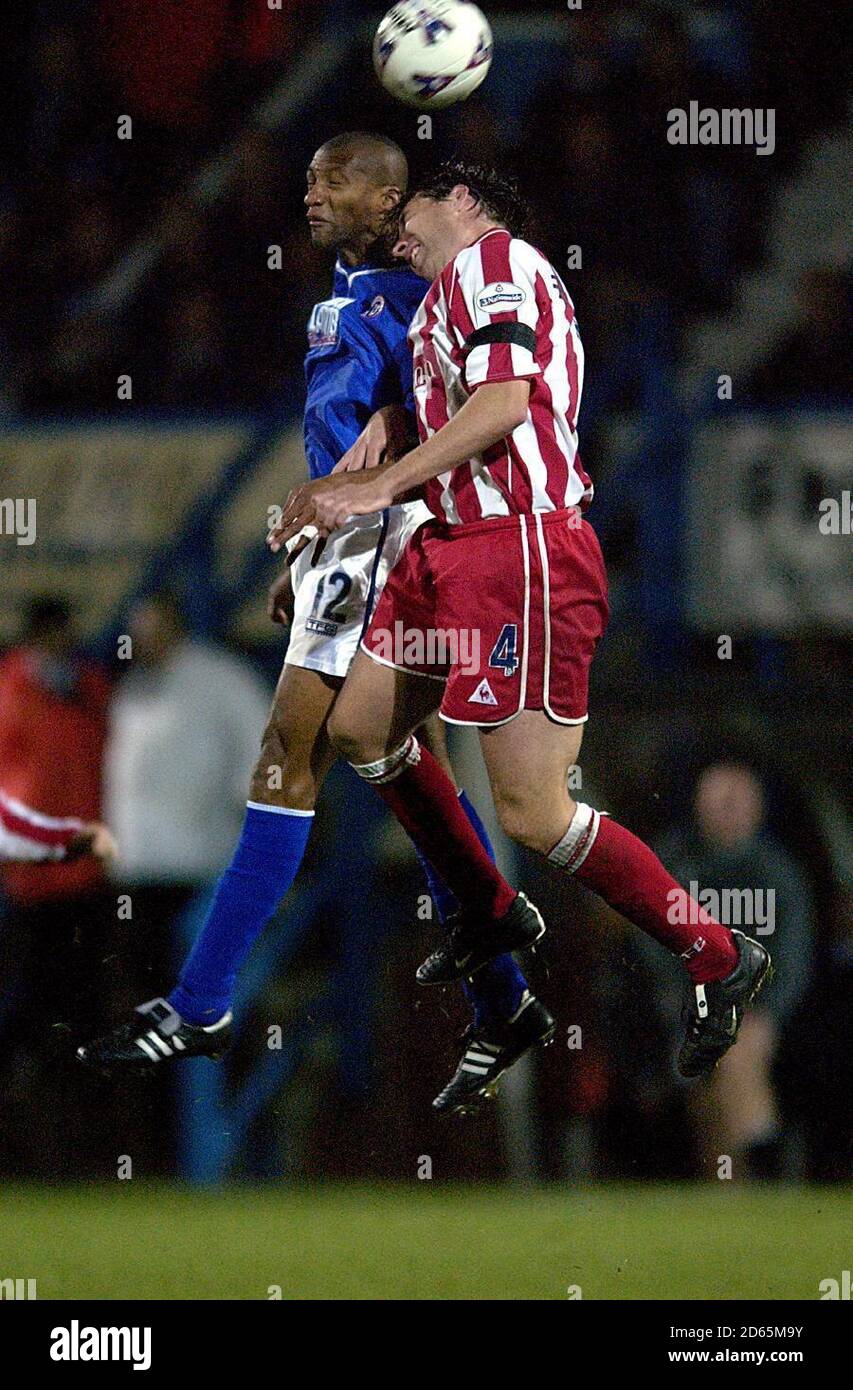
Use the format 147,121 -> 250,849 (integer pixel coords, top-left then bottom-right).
0,792 -> 82,862
450,236 -> 551,390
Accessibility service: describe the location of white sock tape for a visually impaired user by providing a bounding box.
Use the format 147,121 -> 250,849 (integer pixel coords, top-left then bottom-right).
548,802 -> 600,873
351,735 -> 421,785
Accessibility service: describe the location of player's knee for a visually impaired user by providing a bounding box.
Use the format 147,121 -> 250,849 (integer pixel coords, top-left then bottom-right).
249,731 -> 316,810
326,706 -> 372,765
493,791 -> 536,848
493,788 -> 573,856
499,817 -> 551,855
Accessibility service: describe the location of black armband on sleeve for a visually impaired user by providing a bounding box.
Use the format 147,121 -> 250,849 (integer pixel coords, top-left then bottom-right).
463,323 -> 537,355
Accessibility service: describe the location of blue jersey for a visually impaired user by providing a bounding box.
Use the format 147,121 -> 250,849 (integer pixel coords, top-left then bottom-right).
303,259 -> 427,480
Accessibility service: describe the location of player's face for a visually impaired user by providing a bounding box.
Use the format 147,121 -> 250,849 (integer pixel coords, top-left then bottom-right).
393,195 -> 459,281
305,152 -> 389,253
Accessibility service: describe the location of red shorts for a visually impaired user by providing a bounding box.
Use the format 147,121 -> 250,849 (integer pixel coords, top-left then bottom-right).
362,508 -> 609,726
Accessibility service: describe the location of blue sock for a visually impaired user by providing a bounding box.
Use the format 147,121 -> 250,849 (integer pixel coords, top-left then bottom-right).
169,802 -> 314,1025
415,790 -> 529,1028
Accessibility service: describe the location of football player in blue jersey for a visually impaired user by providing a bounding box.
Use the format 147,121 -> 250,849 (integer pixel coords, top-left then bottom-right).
78,133 -> 554,1114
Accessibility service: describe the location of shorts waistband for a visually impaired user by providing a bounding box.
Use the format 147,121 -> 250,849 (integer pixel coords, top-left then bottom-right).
429,506 -> 586,539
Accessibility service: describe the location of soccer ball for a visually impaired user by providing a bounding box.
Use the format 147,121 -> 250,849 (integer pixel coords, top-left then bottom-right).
373,1 -> 493,110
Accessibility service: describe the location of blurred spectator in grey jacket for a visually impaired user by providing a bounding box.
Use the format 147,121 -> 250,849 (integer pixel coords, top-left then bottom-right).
634,762 -> 815,1178
105,589 -> 271,893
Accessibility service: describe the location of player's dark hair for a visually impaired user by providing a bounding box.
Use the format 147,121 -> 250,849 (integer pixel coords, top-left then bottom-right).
405,160 -> 532,238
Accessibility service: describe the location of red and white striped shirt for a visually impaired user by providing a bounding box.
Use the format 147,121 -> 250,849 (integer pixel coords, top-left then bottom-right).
0,789 -> 82,863
410,227 -> 593,526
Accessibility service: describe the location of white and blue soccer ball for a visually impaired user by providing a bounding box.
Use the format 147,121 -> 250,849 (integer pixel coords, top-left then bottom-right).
373,1 -> 493,110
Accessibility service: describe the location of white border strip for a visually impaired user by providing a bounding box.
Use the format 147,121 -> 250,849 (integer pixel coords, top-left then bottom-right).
359,642 -> 448,682
533,512 -> 590,726
516,515 -> 532,717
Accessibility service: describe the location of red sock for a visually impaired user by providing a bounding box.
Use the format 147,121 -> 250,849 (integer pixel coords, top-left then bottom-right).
363,743 -> 516,920
549,804 -> 738,983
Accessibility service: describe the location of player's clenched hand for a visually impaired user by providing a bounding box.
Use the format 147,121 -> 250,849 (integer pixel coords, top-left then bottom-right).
267,567 -> 295,625
267,471 -> 393,558
333,405 -> 412,473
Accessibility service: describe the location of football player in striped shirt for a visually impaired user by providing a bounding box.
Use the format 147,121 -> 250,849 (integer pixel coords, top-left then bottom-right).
269,162 -> 772,1091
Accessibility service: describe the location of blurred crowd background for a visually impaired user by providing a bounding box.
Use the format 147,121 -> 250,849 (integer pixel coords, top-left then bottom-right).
0,0 -> 848,412
0,1 -> 850,1186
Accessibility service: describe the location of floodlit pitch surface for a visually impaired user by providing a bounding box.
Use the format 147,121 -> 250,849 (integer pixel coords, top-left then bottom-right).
2,1183 -> 848,1300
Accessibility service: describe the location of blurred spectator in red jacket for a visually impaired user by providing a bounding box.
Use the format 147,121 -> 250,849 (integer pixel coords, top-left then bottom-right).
0,598 -> 127,1179
0,595 -> 110,904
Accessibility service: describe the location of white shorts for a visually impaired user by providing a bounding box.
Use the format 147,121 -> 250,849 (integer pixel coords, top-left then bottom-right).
284,502 -> 430,679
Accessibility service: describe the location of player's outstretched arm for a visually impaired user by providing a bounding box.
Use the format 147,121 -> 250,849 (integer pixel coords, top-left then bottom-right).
267,380 -> 530,557
379,379 -> 531,496
267,468 -> 393,559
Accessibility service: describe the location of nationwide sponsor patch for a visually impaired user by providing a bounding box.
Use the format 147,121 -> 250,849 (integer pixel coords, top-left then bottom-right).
362,294 -> 385,319
475,281 -> 527,314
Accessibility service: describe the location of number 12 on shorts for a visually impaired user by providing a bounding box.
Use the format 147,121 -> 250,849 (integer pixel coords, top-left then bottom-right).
489,623 -> 519,677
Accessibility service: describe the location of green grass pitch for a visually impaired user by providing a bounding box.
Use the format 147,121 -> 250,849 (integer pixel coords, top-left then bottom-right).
1,1183 -> 848,1300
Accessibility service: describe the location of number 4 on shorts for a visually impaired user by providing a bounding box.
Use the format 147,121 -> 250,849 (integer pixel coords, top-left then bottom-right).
489,623 -> 519,676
